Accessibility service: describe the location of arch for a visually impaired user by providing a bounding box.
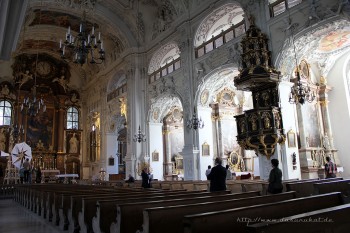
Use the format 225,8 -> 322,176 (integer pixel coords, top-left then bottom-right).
148,42 -> 180,75
149,92 -> 183,123
194,2 -> 244,47
107,71 -> 127,93
195,65 -> 240,107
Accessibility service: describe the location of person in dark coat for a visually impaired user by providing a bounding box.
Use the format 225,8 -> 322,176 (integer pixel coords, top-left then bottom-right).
207,157 -> 227,192
268,159 -> 283,194
141,168 -> 150,188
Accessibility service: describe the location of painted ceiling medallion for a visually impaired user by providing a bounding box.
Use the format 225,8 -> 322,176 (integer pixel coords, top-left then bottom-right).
200,89 -> 209,105
172,107 -> 182,122
299,60 -> 310,80
153,107 -> 160,121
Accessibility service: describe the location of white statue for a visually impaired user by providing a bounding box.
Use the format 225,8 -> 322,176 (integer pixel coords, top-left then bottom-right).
69,133 -> 79,153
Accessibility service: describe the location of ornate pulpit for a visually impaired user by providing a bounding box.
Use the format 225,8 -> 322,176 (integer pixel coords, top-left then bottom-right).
234,17 -> 285,159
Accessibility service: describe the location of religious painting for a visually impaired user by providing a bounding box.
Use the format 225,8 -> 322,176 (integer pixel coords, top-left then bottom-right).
66,131 -> 81,154
152,150 -> 159,162
287,130 -> 296,148
108,156 -> 115,166
202,142 -> 210,156
26,108 -> 55,149
300,103 -> 321,147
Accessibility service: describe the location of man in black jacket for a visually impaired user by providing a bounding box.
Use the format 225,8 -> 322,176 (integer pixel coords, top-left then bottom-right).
207,157 -> 227,192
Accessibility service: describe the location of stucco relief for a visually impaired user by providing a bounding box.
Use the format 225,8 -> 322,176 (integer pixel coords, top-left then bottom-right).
149,95 -> 182,123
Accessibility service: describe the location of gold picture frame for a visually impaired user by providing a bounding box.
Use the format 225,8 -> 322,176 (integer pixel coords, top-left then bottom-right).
152,150 -> 159,162
202,142 -> 210,156
287,130 -> 296,148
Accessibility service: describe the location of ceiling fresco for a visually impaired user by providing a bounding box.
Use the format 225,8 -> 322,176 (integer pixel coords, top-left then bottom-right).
29,10 -> 97,32
277,19 -> 350,80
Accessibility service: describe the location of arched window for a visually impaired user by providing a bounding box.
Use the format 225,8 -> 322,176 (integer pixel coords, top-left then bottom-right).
0,100 -> 12,126
66,107 -> 79,129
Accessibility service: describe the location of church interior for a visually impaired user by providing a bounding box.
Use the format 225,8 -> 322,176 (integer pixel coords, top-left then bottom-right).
0,0 -> 350,181
1,0 -> 350,182
1,0 -> 350,232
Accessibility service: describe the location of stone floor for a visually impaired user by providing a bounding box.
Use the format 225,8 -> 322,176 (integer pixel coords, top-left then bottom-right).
0,198 -> 63,233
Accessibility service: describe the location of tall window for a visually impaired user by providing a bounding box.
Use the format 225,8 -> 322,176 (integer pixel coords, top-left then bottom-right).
0,100 -> 12,126
67,107 -> 79,129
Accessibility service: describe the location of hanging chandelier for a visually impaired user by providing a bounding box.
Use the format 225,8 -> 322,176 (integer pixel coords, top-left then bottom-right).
59,11 -> 105,65
288,25 -> 315,105
186,108 -> 204,130
133,125 -> 146,143
289,70 -> 315,104
21,1 -> 46,117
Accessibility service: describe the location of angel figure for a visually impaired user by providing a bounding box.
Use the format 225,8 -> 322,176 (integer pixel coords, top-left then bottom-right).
18,70 -> 33,87
53,75 -> 69,92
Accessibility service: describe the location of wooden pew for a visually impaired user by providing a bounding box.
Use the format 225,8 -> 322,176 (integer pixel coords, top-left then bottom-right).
64,189 -> 184,232
54,189 -> 141,227
182,192 -> 344,233
77,190 -> 210,233
246,203 -> 350,233
286,177 -> 343,197
107,191 -> 259,233
141,192 -> 296,233
313,179 -> 350,202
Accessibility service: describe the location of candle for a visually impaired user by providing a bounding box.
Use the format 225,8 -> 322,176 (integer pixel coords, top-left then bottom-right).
79,24 -> 82,33
60,39 -> 62,48
92,26 -> 95,35
98,32 -> 101,40
68,26 -> 71,34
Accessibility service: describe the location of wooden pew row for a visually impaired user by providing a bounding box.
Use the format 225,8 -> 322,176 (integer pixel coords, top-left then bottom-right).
32,184 -> 117,214
313,179 -> 350,202
94,190 -> 239,233
70,190 -> 210,233
53,189 -> 151,227
140,192 -> 296,233
78,190 -> 229,233
246,203 -> 350,233
286,177 -> 343,197
182,192 -> 344,233
46,186 -> 140,222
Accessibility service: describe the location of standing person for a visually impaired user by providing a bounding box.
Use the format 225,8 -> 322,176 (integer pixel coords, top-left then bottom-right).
141,168 -> 150,188
207,157 -> 227,192
226,165 -> 232,180
205,165 -> 212,180
325,156 -> 337,178
23,158 -> 31,184
268,159 -> 283,194
36,166 -> 42,183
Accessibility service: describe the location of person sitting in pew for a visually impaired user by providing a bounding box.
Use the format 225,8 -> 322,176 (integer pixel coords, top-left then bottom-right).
125,174 -> 135,183
268,158 -> 283,194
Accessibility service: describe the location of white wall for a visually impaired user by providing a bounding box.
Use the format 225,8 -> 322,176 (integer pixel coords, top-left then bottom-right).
105,133 -> 118,180
197,107 -> 214,180
148,122 -> 164,180
328,52 -> 350,178
279,81 -> 301,180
